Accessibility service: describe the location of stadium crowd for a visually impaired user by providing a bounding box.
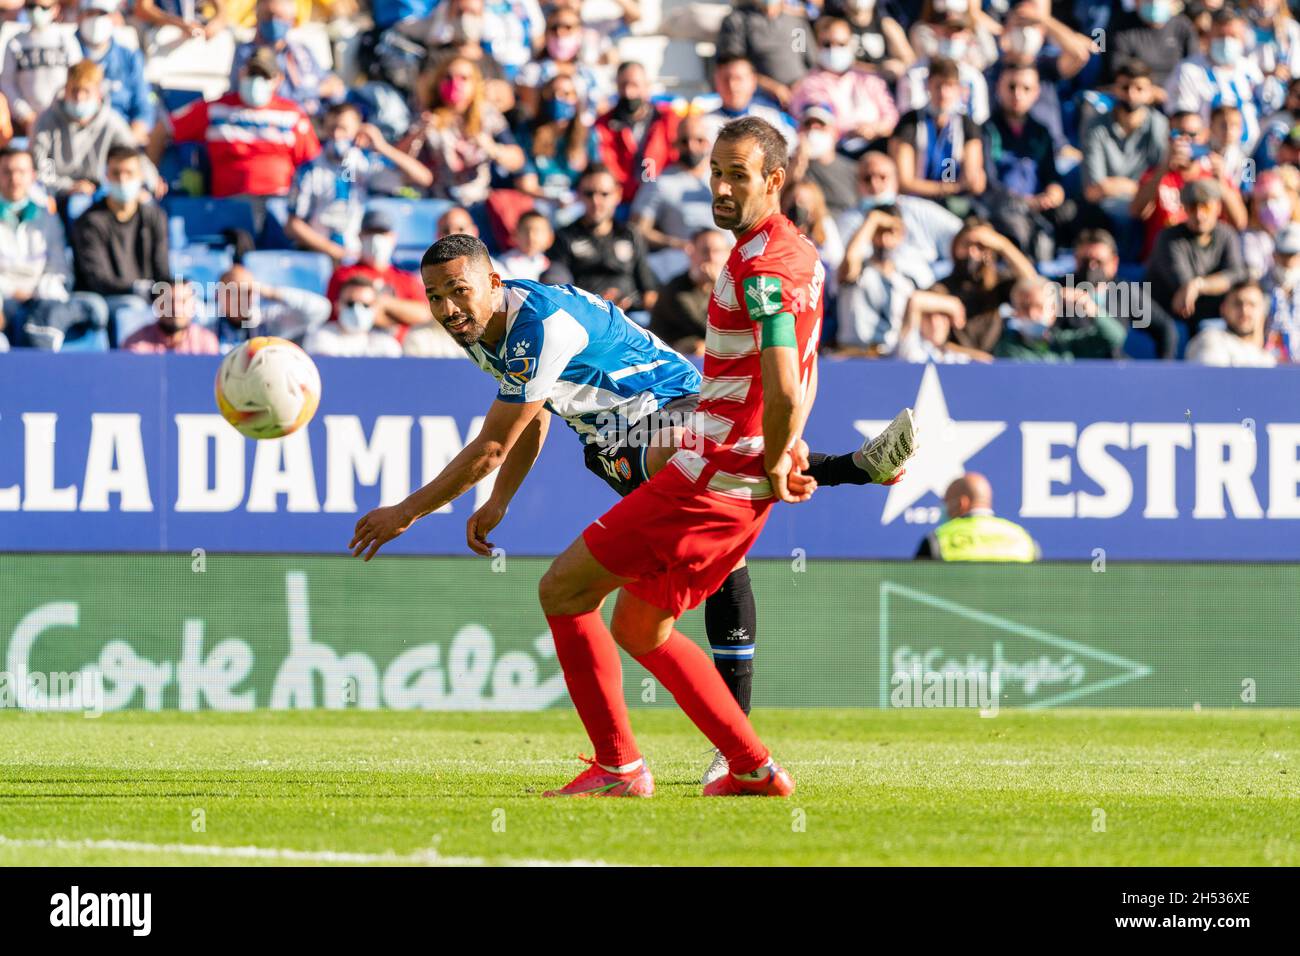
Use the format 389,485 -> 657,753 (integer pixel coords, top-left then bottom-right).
0,0 -> 1298,366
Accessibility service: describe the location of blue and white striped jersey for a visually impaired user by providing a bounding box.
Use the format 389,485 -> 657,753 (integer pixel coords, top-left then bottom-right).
462,279 -> 701,444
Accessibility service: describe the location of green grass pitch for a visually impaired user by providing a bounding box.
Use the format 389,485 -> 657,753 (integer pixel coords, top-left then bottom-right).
0,708 -> 1296,866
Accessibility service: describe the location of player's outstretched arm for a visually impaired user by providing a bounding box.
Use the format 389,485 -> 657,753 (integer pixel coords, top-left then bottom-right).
466,410 -> 551,556
759,323 -> 816,505
349,398 -> 547,561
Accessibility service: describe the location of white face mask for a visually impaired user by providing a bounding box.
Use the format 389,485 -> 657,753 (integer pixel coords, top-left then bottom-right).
339,302 -> 376,332
818,44 -> 856,73
361,233 -> 396,269
29,5 -> 56,29
239,76 -> 274,108
79,15 -> 114,48
936,37 -> 969,61
1274,263 -> 1300,287
804,128 -> 836,160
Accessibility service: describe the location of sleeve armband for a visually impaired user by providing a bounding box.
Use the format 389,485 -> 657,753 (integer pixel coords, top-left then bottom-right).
760,311 -> 797,350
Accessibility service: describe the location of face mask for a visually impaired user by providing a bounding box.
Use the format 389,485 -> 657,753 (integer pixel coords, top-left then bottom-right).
107,178 -> 142,204
361,233 -> 396,269
818,45 -> 856,73
439,75 -> 471,107
1260,197 -> 1292,231
1009,315 -> 1049,339
1006,27 -> 1043,59
1082,265 -> 1110,286
615,96 -> 645,117
1210,37 -> 1244,67
261,17 -> 292,43
859,191 -> 896,211
1274,263 -> 1300,286
1140,1 -> 1172,26
804,128 -> 836,160
847,0 -> 875,15
79,15 -> 114,48
454,12 -> 484,44
325,137 -> 352,161
936,37 -> 968,61
63,98 -> 98,122
545,98 -> 577,122
28,5 -> 56,29
546,33 -> 582,61
339,303 -> 376,333
240,76 -> 274,108
677,147 -> 705,168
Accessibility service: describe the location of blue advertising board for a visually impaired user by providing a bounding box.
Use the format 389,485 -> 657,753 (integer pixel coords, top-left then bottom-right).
1,353 -> 1298,559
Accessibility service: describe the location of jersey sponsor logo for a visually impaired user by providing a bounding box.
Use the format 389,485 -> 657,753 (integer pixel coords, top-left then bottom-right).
742,275 -> 784,318
498,379 -> 523,396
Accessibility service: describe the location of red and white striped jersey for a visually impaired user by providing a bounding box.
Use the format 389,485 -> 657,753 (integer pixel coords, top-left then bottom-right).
671,213 -> 824,500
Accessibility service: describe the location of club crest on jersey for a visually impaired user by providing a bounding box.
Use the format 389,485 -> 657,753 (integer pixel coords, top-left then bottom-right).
505,356 -> 536,383
743,275 -> 784,317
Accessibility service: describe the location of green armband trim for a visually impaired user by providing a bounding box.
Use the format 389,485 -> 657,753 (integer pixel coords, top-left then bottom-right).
760,311 -> 797,350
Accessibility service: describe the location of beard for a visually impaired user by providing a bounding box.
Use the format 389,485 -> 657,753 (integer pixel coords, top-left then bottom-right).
443,311 -> 484,347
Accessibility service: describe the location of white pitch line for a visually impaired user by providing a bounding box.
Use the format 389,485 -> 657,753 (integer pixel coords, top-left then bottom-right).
0,836 -> 614,867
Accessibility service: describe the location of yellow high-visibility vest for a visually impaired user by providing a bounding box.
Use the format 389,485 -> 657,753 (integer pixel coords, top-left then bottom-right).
931,514 -> 1038,563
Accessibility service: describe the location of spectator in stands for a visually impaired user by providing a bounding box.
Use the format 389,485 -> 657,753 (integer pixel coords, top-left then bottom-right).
715,0 -> 814,111
1166,8 -> 1264,152
1253,75 -> 1300,172
515,73 -> 597,207
0,94 -> 12,150
1068,227 -> 1162,350
1208,103 -> 1248,183
77,0 -> 153,145
845,150 -> 961,287
1240,168 -> 1299,280
0,145 -> 105,348
515,7 -> 607,121
1146,178 -> 1249,341
304,275 -> 404,357
399,56 -> 525,207
544,164 -> 657,313
1247,0 -> 1299,115
214,261 -> 332,350
790,15 -> 899,152
402,0 -> 541,84
1104,0 -> 1198,96
152,47 -> 321,199
982,62 -> 1067,260
69,144 -> 169,340
629,115 -> 713,254
932,219 -> 1037,354
890,58 -> 986,216
550,0 -> 636,63
123,280 -> 220,353
135,0 -> 231,40
1185,279 -> 1277,365
908,0 -> 997,72
593,62 -> 680,207
896,12 -> 990,124
993,275 -> 1126,361
648,228 -> 730,357
786,179 -> 844,270
836,205 -> 918,353
497,209 -> 552,281
325,208 -> 429,333
832,0 -> 914,84
1264,222 -> 1300,361
697,56 -> 796,149
787,106 -> 857,222
889,288 -> 987,363
1131,109 -> 1248,260
286,102 -> 432,263
33,60 -> 161,203
1082,59 -> 1168,256
230,0 -> 345,117
1,0 -> 81,137
437,205 -> 477,238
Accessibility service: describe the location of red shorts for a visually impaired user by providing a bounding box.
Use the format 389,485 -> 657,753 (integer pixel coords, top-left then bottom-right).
583,464 -> 774,618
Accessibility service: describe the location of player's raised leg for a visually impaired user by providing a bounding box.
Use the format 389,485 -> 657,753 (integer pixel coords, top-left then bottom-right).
537,536 -> 654,797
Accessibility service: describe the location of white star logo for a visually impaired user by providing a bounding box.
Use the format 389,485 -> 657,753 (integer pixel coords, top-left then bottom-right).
857,365 -> 1006,525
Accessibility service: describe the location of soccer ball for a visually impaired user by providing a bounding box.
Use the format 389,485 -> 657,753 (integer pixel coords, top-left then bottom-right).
215,337 -> 322,439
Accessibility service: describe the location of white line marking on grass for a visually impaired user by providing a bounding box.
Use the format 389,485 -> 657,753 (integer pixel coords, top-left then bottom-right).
0,836 -> 615,867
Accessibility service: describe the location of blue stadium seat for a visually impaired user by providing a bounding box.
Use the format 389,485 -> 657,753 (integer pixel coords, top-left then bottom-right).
59,326 -> 110,352
171,247 -> 234,299
365,196 -> 451,255
158,87 -> 203,114
164,196 -> 257,247
242,250 -> 333,296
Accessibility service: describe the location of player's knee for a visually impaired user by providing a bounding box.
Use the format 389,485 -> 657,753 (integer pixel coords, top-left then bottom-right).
539,563 -> 587,616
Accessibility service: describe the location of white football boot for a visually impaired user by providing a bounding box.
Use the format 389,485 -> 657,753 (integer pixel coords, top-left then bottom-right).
855,407 -> 918,483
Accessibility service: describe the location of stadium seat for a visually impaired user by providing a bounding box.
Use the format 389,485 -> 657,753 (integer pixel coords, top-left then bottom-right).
171,247 -> 235,298
242,250 -> 334,296
111,302 -> 157,349
158,87 -> 204,114
59,326 -> 111,352
165,196 -> 257,247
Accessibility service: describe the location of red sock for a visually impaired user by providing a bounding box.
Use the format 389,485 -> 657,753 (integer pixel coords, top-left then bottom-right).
546,611 -> 640,769
635,631 -> 769,774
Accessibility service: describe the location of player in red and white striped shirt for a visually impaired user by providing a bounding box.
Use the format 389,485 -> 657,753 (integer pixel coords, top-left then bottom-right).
537,117 -> 917,798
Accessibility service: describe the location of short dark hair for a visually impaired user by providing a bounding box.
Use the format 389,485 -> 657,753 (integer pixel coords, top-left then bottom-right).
1226,278 -> 1263,300
579,163 -> 616,185
615,61 -> 644,79
516,209 -> 550,228
715,116 -> 789,178
928,57 -> 961,84
341,275 -> 380,294
324,101 -> 362,123
714,54 -> 754,72
106,144 -> 142,167
421,233 -> 492,272
0,146 -> 33,165
1075,228 -> 1118,254
1113,58 -> 1152,83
